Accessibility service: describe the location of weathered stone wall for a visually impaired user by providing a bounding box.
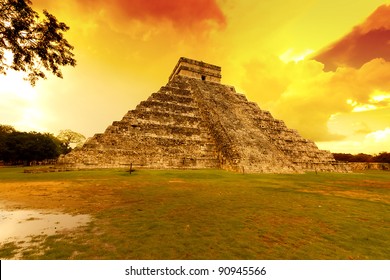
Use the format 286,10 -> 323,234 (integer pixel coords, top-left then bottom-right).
348,162 -> 390,171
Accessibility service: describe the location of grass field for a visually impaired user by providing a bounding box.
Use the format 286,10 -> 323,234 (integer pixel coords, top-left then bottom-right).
0,167 -> 389,259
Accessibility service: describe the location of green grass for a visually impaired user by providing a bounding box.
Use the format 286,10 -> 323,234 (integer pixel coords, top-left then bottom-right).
0,167 -> 389,259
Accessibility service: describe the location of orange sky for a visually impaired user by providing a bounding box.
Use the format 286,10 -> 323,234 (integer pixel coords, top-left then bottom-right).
1,0 -> 390,154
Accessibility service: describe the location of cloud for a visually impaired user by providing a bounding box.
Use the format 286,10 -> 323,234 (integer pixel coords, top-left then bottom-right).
366,127 -> 390,144
242,57 -> 345,141
318,127 -> 390,154
241,57 -> 289,105
360,4 -> 390,32
313,4 -> 390,71
241,57 -> 390,143
351,122 -> 372,135
77,0 -> 226,32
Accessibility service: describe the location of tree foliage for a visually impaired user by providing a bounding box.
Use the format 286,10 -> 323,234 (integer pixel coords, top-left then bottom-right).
0,0 -> 76,85
57,129 -> 86,154
0,124 -> 16,134
1,131 -> 61,164
0,124 -> 15,157
333,152 -> 390,164
373,152 -> 390,163
0,125 -> 62,164
0,125 -> 87,165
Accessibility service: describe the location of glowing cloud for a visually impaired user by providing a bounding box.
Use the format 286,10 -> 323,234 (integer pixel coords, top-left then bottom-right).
360,4 -> 390,32
347,90 -> 390,112
76,0 -> 226,32
279,49 -> 315,63
242,56 -> 390,144
314,4 -> 390,70
366,127 -> 390,143
370,90 -> 390,103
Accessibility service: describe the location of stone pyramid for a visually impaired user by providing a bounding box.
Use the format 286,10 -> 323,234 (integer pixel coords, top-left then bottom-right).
60,57 -> 346,173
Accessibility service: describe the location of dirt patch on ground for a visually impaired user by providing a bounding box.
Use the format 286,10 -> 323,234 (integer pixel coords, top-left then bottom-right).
302,189 -> 389,203
0,181 -> 118,214
335,180 -> 390,189
300,181 -> 390,204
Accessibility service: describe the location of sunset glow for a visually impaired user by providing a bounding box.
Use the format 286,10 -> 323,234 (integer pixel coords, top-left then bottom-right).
279,49 -> 315,63
1,0 -> 390,154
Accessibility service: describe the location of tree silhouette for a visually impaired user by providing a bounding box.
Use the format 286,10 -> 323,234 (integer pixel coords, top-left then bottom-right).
0,0 -> 76,85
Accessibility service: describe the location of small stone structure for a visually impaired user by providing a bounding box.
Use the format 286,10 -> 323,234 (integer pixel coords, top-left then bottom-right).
169,57 -> 221,83
59,57 -> 348,173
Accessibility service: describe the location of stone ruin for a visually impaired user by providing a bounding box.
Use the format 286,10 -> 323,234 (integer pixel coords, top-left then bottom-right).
59,57 -> 348,173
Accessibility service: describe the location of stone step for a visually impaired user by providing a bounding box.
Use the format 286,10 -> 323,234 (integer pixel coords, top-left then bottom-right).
151,92 -> 195,105
134,110 -> 201,125
134,123 -> 201,136
167,79 -> 192,90
137,100 -> 199,114
141,107 -> 198,118
159,86 -> 192,96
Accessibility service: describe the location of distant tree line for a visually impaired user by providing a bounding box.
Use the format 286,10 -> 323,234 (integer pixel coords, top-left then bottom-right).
333,152 -> 390,163
0,125 -> 84,165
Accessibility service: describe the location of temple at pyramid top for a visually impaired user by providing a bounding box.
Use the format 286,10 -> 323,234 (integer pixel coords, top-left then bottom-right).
168,57 -> 222,83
